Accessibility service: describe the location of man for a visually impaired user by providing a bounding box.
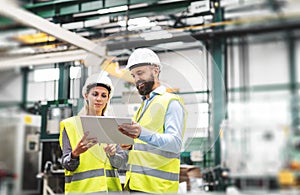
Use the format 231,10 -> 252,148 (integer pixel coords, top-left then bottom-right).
118,48 -> 186,193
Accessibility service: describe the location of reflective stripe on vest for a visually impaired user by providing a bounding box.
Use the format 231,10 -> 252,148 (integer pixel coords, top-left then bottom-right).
60,116 -> 122,193
134,143 -> 180,159
125,92 -> 185,193
65,169 -> 104,183
131,165 -> 179,181
106,169 -> 118,177
65,169 -> 118,183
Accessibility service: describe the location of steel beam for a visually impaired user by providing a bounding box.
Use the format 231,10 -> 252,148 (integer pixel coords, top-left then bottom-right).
0,1 -> 105,62
0,49 -> 87,70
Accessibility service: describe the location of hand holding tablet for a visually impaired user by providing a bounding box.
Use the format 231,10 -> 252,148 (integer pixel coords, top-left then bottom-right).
80,116 -> 134,144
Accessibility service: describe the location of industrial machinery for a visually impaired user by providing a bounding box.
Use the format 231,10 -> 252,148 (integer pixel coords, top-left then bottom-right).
277,132 -> 300,188
201,117 -> 286,191
39,100 -> 73,194
219,119 -> 286,190
201,165 -> 230,191
0,111 -> 41,195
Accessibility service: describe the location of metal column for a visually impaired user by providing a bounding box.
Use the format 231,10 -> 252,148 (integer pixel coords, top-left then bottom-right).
288,32 -> 298,132
58,63 -> 70,100
21,67 -> 29,110
211,0 -> 225,166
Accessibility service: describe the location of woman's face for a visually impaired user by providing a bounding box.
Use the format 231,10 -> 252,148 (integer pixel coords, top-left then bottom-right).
85,86 -> 110,116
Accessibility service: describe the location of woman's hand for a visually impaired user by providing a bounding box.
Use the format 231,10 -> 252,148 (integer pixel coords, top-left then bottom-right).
71,131 -> 98,158
120,144 -> 132,150
104,144 -> 117,157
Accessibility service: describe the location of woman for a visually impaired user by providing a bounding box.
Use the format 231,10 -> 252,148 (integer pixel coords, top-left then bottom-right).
59,72 -> 123,194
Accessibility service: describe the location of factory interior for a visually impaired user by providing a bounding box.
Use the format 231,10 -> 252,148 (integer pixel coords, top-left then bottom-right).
0,0 -> 300,194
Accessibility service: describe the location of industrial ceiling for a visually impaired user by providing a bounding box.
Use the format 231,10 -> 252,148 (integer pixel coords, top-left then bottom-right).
0,0 -> 299,69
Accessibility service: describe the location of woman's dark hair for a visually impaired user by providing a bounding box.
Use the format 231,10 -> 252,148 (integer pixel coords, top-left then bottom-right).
86,83 -> 111,95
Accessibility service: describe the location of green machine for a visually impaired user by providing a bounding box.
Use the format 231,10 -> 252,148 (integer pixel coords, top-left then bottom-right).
40,100 -> 73,141
39,100 -> 73,194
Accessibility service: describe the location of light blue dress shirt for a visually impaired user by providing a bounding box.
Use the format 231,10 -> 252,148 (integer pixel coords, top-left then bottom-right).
138,85 -> 184,154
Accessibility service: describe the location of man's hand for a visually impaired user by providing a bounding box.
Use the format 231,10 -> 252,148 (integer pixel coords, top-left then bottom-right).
118,122 -> 141,139
104,144 -> 117,156
71,131 -> 98,158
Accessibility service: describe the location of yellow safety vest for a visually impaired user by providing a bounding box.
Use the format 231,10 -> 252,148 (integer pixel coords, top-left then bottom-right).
124,92 -> 186,193
59,116 -> 122,194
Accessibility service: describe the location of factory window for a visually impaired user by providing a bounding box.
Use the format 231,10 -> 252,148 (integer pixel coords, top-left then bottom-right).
28,67 -> 60,101
33,68 -> 59,82
70,66 -> 82,99
70,66 -> 81,79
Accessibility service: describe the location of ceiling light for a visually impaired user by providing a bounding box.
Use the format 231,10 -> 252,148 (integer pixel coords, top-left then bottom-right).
156,41 -> 184,49
62,21 -> 84,30
8,47 -> 35,55
129,17 -> 150,25
118,17 -> 157,31
97,5 -> 128,15
128,22 -> 156,31
189,0 -> 210,14
129,3 -> 148,9
73,11 -> 98,17
84,19 -> 102,27
158,0 -> 185,4
140,29 -> 173,40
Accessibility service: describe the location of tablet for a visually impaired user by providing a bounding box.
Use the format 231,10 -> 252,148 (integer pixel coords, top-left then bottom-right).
80,116 -> 133,144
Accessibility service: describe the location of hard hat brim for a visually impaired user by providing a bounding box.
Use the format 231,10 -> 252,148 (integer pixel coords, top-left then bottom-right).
128,62 -> 159,70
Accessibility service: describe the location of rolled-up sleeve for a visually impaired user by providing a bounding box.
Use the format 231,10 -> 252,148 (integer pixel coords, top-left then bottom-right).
108,145 -> 128,170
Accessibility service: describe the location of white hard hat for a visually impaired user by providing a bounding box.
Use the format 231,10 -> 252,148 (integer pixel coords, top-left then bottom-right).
126,48 -> 161,70
82,72 -> 114,98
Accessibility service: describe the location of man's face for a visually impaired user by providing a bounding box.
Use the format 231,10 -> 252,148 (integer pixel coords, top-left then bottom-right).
131,66 -> 155,95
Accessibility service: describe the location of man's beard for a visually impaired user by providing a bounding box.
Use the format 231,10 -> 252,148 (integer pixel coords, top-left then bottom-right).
136,75 -> 155,96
